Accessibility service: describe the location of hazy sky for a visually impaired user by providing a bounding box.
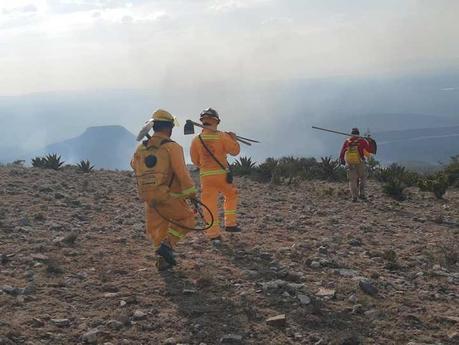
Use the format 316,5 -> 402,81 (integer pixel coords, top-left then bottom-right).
1,0 -> 459,96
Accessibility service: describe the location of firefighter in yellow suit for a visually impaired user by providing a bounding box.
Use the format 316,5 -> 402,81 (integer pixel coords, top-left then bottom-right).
131,109 -> 197,270
190,108 -> 241,245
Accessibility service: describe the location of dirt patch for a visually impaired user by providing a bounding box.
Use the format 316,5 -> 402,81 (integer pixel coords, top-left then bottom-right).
0,166 -> 458,344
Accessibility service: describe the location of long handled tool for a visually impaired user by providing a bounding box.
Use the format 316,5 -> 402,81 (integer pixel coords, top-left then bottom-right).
312,126 -> 377,154
184,120 -> 260,146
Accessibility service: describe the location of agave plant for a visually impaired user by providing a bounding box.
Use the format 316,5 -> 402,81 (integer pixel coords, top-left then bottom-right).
32,156 -> 47,168
232,156 -> 256,176
77,160 -> 95,173
44,154 -> 65,170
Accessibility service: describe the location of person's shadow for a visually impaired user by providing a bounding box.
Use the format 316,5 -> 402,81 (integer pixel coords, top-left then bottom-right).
159,265 -> 252,344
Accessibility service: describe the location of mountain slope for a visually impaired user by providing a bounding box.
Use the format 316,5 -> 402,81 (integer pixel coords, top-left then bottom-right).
41,125 -> 137,170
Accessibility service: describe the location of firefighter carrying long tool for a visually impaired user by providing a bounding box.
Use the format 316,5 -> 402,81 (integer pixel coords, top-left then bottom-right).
131,109 -> 199,270
339,128 -> 372,202
312,126 -> 377,203
190,108 -> 241,246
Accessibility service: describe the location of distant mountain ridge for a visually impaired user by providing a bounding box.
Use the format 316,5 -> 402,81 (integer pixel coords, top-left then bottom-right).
374,125 -> 459,164
328,113 -> 458,132
41,125 -> 137,170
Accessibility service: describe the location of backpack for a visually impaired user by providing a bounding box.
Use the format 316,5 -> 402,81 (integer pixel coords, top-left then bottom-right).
132,138 -> 174,203
345,140 -> 362,165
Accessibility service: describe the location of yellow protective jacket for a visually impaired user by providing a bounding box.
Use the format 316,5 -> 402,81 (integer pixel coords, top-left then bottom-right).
190,129 -> 240,178
131,133 -> 196,203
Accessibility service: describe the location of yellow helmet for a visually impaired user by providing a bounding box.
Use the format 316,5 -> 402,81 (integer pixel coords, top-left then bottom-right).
151,109 -> 180,127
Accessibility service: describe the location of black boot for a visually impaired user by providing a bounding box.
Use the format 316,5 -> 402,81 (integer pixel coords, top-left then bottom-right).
156,242 -> 176,266
155,256 -> 173,271
210,236 -> 223,247
225,226 -> 242,233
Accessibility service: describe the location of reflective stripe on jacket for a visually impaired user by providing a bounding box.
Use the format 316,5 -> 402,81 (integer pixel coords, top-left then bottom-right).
190,129 -> 240,175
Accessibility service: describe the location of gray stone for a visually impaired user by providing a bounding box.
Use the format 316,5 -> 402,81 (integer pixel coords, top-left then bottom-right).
133,310 -> 147,320
364,309 -> 379,319
349,239 -> 362,246
1,285 -> 20,296
261,280 -> 287,291
20,217 -> 31,226
107,320 -> 123,330
164,338 -> 176,345
297,294 -> 311,305
348,294 -> 358,303
51,319 -> 71,327
316,288 -> 336,299
183,289 -> 197,295
335,269 -> 359,277
31,318 -> 45,328
282,291 -> 291,297
310,261 -> 321,269
318,259 -> 330,266
82,328 -> 102,344
1,254 -> 9,265
359,279 -> 378,296
220,334 -> 243,343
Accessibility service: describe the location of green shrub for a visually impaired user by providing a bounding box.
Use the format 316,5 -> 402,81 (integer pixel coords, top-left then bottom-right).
232,156 -> 256,176
77,160 -> 95,173
444,155 -> 459,187
10,160 -> 25,167
318,156 -> 346,181
375,163 -> 419,187
418,173 -> 449,199
383,178 -> 407,201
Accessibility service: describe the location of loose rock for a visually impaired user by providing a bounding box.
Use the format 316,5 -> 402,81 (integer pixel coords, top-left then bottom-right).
359,279 -> 378,296
266,314 -> 286,327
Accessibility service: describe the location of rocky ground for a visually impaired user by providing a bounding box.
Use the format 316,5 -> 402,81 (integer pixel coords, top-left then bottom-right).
0,166 -> 458,345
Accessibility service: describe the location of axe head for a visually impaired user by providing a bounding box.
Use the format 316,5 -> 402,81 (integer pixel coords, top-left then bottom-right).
136,119 -> 155,141
184,120 -> 195,135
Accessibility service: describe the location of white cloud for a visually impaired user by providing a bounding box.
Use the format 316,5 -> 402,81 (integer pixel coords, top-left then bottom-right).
0,0 -> 458,95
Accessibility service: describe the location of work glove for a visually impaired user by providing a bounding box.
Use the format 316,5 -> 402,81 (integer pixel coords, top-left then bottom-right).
226,131 -> 237,140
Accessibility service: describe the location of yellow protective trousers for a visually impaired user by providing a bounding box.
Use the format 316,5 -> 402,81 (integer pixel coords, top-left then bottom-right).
144,196 -> 195,249
201,173 -> 238,239
347,162 -> 367,199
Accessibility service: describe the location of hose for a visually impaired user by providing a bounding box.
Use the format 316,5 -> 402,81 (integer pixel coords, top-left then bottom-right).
151,197 -> 214,231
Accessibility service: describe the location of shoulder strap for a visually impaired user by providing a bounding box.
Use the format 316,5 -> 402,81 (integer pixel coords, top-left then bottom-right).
198,135 -> 228,171
143,137 -> 174,149
160,138 -> 175,187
